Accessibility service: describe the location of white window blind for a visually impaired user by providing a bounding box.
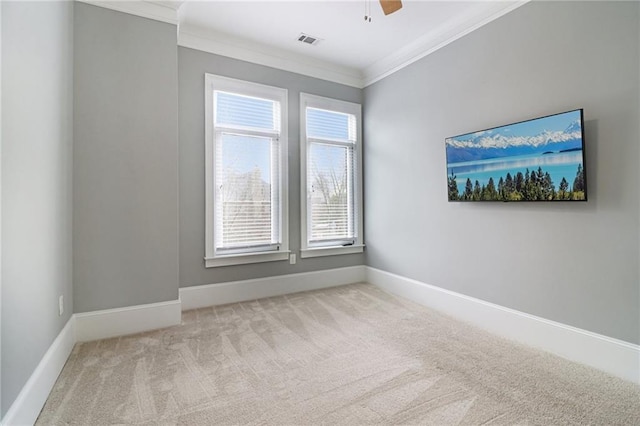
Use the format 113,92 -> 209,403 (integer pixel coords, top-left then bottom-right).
300,93 -> 363,258
205,75 -> 289,267
214,92 -> 280,253
215,91 -> 280,131
306,108 -> 357,245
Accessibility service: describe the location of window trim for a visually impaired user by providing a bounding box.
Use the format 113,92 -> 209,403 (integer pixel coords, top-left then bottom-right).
204,74 -> 289,268
299,93 -> 364,258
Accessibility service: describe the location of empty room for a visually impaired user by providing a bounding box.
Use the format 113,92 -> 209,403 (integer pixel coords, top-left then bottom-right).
1,0 -> 639,424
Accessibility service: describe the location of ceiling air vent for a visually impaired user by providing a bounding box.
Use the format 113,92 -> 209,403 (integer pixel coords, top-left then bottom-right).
297,33 -> 321,46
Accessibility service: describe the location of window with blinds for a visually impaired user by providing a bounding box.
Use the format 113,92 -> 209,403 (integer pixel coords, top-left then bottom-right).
205,75 -> 289,267
300,93 -> 363,258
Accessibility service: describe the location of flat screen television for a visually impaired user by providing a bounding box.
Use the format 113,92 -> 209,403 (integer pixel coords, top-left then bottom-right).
445,109 -> 586,202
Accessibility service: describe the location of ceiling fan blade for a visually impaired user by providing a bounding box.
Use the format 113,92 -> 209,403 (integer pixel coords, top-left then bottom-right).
379,0 -> 402,16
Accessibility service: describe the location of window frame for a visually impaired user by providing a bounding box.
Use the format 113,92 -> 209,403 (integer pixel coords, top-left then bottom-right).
204,74 -> 289,267
300,93 -> 364,258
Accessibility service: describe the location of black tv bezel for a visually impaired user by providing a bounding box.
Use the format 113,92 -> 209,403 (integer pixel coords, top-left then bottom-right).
445,108 -> 587,202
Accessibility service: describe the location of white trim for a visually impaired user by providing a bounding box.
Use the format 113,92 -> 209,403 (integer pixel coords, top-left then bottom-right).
75,299 -> 181,342
77,0 -> 180,25
362,1 -> 530,86
366,266 -> 640,384
1,317 -> 76,426
1,297 -> 183,424
0,2 -> 3,415
179,27 -> 364,89
205,250 -> 290,268
299,93 -> 364,258
204,74 -> 290,268
179,265 -> 366,311
77,1 -> 528,89
300,245 -> 364,259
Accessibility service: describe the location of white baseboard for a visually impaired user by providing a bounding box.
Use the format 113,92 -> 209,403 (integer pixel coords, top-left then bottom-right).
2,299 -> 182,424
1,266 -> 364,424
180,265 -> 366,311
1,317 -> 76,426
366,266 -> 640,384
75,299 -> 182,342
7,264 -> 634,426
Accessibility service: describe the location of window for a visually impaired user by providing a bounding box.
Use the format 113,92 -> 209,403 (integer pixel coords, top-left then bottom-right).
300,93 -> 364,258
205,74 -> 289,267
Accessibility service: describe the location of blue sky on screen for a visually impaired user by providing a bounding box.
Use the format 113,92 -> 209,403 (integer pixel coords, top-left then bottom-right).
496,110 -> 579,137
448,110 -> 581,148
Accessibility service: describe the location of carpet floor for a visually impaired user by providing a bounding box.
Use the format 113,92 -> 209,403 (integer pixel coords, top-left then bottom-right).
37,283 -> 640,425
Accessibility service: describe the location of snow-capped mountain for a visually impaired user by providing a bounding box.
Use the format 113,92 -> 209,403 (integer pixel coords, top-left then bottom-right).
446,119 -> 583,163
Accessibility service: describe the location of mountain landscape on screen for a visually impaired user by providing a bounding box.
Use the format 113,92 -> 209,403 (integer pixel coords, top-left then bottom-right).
445,119 -> 583,163
445,110 -> 587,202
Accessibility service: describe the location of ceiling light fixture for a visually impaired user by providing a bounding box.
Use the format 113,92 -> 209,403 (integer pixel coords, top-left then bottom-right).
380,0 -> 403,16
365,0 -> 403,22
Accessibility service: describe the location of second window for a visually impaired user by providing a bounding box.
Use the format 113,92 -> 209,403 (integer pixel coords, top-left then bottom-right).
300,93 -> 364,257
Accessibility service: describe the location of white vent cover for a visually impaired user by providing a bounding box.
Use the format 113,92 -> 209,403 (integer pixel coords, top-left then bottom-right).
297,33 -> 321,46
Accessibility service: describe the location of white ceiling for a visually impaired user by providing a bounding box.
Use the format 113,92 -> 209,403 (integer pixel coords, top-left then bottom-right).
90,0 -> 529,87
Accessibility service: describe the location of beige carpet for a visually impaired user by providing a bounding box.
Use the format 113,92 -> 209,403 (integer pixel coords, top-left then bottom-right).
37,283 -> 640,425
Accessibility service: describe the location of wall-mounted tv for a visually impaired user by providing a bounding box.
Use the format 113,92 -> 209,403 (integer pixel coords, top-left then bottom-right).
445,109 -> 586,202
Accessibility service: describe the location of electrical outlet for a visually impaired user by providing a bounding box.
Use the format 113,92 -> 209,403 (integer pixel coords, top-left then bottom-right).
58,295 -> 64,316
289,253 -> 296,265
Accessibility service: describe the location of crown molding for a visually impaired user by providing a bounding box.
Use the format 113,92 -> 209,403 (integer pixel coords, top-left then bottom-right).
77,0 -> 529,89
178,25 -> 365,88
77,0 -> 180,25
362,0 -> 530,86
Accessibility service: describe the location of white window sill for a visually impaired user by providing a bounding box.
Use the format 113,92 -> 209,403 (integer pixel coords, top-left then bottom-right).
300,244 -> 364,259
205,250 -> 290,268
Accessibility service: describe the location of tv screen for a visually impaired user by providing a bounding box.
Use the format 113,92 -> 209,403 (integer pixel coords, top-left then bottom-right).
445,109 -> 586,202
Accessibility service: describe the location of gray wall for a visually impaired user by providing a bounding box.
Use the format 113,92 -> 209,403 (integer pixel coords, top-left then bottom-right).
73,3 -> 178,312
179,48 -> 364,287
364,1 -> 640,344
1,0 -> 74,415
